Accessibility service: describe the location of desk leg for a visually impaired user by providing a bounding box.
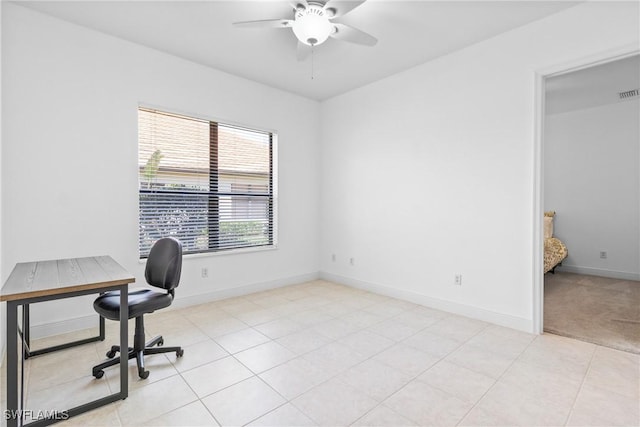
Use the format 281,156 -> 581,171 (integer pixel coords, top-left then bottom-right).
6,301 -> 20,427
119,288 -> 128,399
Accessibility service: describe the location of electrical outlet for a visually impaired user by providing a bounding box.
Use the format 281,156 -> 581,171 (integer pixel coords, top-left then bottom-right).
600,251 -> 608,259
454,274 -> 462,286
349,257 -> 355,266
201,267 -> 208,278
331,253 -> 336,262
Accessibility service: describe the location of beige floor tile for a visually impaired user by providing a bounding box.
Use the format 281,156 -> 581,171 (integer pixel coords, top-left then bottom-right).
567,383 -> 640,426
201,376 -> 285,426
214,328 -> 270,354
469,380 -> 573,426
259,357 -> 333,400
181,356 -> 253,398
302,341 -> 368,375
196,315 -> 249,338
338,330 -> 394,358
292,377 -> 378,426
17,281 -> 638,427
267,301 -> 307,317
234,308 -> 283,327
339,359 -> 413,402
498,360 -> 582,408
351,405 -> 417,426
62,402 -> 121,426
30,328 -> 96,350
392,311 -> 441,330
276,287 -> 313,301
410,306 -> 449,319
340,310 -> 387,329
366,319 -> 423,342
312,318 -> 362,340
275,329 -> 333,355
254,318 -> 303,339
334,296 -> 378,310
418,360 -> 495,404
216,298 -> 263,316
249,294 -> 292,309
361,301 -> 411,318
401,329 -> 461,358
116,375 -> 197,425
383,379 -> 473,426
248,403 -> 317,426
583,345 -> 640,400
445,342 -> 516,379
27,345 -> 101,392
424,315 -> 487,342
482,324 -> 537,343
102,353 -> 179,392
141,401 -> 217,426
458,405 -> 514,427
286,308 -> 335,326
168,339 -> 228,372
517,333 -> 596,380
316,302 -> 358,318
26,375 -> 112,416
466,327 -> 534,359
143,315 -> 210,349
234,341 -> 296,373
373,343 -> 440,377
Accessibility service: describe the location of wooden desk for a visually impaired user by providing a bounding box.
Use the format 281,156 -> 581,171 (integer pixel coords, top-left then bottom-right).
1,256 -> 135,427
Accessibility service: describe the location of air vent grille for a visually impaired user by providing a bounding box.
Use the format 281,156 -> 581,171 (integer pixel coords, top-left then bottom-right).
619,88 -> 640,99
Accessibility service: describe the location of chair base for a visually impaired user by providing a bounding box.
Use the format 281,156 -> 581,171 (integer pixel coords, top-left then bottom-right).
92,316 -> 183,380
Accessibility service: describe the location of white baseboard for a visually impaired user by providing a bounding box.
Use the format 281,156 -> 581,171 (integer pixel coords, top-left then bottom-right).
556,265 -> 640,281
170,272 -> 321,310
30,314 -> 100,340
320,272 -> 534,333
26,271 -> 321,340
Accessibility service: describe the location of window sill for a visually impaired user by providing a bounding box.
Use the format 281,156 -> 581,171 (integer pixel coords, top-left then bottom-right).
138,244 -> 278,263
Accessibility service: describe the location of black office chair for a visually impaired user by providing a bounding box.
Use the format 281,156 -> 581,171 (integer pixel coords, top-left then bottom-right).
92,237 -> 184,380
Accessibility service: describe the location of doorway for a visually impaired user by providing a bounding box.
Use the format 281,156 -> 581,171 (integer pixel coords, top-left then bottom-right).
533,49 -> 640,353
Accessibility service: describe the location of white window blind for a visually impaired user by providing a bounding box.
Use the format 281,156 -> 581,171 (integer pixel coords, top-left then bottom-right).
138,107 -> 274,257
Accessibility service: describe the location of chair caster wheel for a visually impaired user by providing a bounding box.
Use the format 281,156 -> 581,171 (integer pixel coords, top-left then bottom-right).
106,350 -> 117,358
93,370 -> 104,379
138,369 -> 149,379
176,349 -> 184,358
157,339 -> 164,347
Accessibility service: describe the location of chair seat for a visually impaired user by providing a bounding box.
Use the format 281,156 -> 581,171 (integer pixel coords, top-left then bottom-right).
94,289 -> 173,320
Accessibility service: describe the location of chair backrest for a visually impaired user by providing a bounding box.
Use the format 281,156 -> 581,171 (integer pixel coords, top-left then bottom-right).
145,237 -> 182,291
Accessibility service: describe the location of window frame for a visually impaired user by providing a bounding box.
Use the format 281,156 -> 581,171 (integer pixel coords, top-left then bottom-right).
138,105 -> 278,259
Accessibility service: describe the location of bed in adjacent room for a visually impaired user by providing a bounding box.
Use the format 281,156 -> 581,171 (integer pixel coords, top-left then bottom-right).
544,211 -> 568,274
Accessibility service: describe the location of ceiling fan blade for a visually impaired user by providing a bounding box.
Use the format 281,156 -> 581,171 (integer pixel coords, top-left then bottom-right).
330,23 -> 377,46
324,0 -> 366,18
232,19 -> 293,29
296,41 -> 311,61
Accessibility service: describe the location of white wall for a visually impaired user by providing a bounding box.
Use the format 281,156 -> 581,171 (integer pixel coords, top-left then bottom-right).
1,3 -> 320,336
319,1 -> 639,332
544,100 -> 640,280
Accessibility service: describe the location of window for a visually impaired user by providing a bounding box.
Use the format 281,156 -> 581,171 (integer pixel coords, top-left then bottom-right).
138,107 -> 275,257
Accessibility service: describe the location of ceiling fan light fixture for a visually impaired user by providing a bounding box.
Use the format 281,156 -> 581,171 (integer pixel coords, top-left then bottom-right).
292,9 -> 333,46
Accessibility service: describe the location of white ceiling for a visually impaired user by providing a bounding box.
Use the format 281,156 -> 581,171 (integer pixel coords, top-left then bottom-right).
16,0 -> 579,100
546,55 -> 640,114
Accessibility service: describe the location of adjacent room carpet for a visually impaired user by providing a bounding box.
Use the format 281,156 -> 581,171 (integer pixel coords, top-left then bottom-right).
544,272 -> 640,354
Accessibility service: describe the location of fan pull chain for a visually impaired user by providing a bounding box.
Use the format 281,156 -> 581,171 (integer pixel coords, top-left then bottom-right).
311,45 -> 315,80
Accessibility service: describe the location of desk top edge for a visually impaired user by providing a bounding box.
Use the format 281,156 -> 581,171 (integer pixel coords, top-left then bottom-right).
1,256 -> 135,301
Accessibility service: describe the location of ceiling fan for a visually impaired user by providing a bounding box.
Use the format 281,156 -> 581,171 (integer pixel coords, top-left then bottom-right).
233,0 -> 377,60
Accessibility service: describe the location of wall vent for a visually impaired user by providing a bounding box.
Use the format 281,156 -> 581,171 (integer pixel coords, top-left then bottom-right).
619,88 -> 640,99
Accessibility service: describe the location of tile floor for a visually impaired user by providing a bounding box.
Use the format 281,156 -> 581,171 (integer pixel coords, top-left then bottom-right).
2,280 -> 639,426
